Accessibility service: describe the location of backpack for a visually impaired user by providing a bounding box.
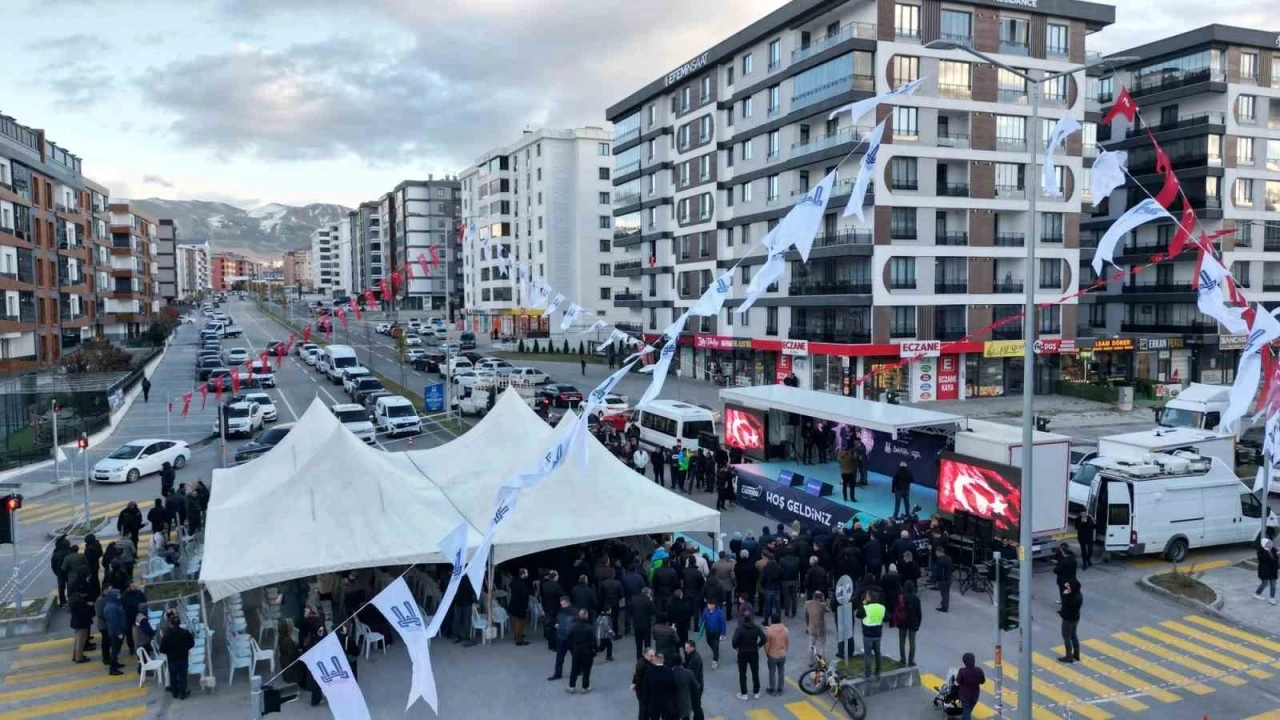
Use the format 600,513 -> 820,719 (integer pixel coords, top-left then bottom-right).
891,594 -> 907,628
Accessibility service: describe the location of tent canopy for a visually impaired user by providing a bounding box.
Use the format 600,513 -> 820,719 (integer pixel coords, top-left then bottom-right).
719,384 -> 963,434
200,390 -> 719,600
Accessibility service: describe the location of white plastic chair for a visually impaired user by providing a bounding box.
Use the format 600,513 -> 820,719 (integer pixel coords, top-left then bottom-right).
141,557 -> 174,582
470,606 -> 491,644
355,621 -> 385,658
226,638 -> 253,685
491,605 -> 510,640
137,647 -> 167,688
257,609 -> 277,646
248,636 -> 275,674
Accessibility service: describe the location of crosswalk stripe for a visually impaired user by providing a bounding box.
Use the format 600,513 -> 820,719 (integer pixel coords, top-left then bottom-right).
0,673 -> 128,704
1050,645 -> 1180,703
1182,614 -> 1280,654
919,672 -> 996,719
746,709 -> 778,720
17,637 -> 74,653
7,655 -> 67,671
783,701 -> 829,720
74,708 -> 147,720
1134,626 -> 1271,680
996,663 -> 1106,720
1159,620 -> 1276,665
0,686 -> 147,720
1243,711 -> 1280,720
1029,652 -> 1147,712
1111,632 -> 1247,686
3,662 -> 107,686
1081,638 -> 1215,695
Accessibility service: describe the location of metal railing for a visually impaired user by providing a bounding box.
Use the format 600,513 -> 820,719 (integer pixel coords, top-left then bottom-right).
937,83 -> 972,100
995,233 -> 1025,247
791,74 -> 874,110
787,281 -> 872,296
934,282 -> 968,294
937,181 -> 970,197
994,282 -> 1025,293
1121,283 -> 1193,293
1131,69 -> 1225,98
613,192 -> 641,208
791,125 -> 875,158
615,160 -> 641,176
813,229 -> 873,247
791,23 -> 876,64
937,231 -> 968,246
999,41 -> 1030,56
1126,112 -> 1225,138
789,327 -> 870,344
937,133 -> 970,149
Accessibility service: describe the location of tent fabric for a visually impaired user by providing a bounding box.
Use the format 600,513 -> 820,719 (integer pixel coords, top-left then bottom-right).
200,398 -> 481,602
382,389 -> 721,564
199,391 -> 720,600
719,384 -> 963,433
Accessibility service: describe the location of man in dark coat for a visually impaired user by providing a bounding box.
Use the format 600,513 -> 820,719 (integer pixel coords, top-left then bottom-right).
598,568 -> 625,638
115,503 -> 143,550
540,571 -> 565,649
51,536 -> 72,608
1075,512 -> 1096,570
730,611 -> 765,699
641,652 -> 677,720
571,574 -> 597,615
683,640 -> 706,720
891,461 -> 914,517
159,463 -> 176,498
1054,544 -> 1078,603
567,609 -> 598,692
620,564 -> 647,636
629,588 -> 657,660
165,487 -> 186,532
159,612 -> 195,698
508,568 -> 531,646
804,556 -> 828,599
652,561 -> 679,614
932,546 -> 954,613
548,597 -> 575,681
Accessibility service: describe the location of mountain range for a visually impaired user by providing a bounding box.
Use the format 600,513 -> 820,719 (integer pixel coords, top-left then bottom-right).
121,198 -> 352,258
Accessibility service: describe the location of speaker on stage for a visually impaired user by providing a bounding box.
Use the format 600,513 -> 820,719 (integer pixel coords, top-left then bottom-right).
698,431 -> 720,452
806,479 -> 834,498
779,469 -> 806,488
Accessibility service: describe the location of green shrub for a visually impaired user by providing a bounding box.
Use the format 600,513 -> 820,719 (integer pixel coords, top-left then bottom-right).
1055,381 -> 1119,404
532,339 -> 540,353
578,341 -> 585,356
517,339 -> 526,353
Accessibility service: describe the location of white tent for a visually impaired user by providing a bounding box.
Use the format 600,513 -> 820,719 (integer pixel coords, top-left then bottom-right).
381,389 -> 721,563
200,399 -> 481,601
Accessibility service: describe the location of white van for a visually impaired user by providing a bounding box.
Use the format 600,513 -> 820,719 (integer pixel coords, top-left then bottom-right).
636,400 -> 717,454
1157,383 -> 1231,431
1086,451 -> 1277,562
1099,427 -> 1236,471
374,395 -> 422,437
319,344 -> 360,384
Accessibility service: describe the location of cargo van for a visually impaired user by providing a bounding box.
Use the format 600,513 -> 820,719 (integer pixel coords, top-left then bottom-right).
1099,427 -> 1236,470
636,400 -> 717,454
1157,383 -> 1231,431
1085,451 -> 1277,562
318,344 -> 360,384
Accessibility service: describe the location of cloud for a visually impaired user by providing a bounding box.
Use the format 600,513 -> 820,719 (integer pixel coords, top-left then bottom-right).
141,174 -> 175,188
24,34 -> 115,108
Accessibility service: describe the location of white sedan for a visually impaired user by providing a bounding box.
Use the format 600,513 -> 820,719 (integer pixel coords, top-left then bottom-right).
403,335 -> 423,348
303,347 -> 322,366
224,348 -> 250,365
241,392 -> 278,422
376,323 -> 392,334
92,439 -> 191,484
597,393 -> 630,415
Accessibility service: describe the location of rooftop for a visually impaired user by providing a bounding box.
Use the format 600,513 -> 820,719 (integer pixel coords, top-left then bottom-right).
1104,24 -> 1280,66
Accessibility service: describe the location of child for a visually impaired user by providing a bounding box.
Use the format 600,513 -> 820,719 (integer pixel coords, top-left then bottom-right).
737,592 -> 755,622
595,606 -> 615,662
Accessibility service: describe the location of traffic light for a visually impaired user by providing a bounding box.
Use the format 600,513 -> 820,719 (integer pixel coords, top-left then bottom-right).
4,495 -> 22,512
996,559 -> 1020,632
76,434 -> 88,450
0,494 -> 16,544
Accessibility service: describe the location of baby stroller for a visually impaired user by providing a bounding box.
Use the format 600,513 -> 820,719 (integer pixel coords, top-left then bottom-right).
933,667 -> 965,717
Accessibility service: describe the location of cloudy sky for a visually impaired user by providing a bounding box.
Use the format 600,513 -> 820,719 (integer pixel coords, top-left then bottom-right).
7,0 -> 1260,210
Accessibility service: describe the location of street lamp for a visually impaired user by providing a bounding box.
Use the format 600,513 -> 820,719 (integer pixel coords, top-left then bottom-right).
925,41 -> 1139,720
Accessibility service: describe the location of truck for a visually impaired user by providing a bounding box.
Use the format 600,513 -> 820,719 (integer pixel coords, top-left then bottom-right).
204,321 -> 243,339
1099,427 -> 1236,471
952,418 -> 1073,556
1156,383 -> 1231,432
1084,451 -> 1276,562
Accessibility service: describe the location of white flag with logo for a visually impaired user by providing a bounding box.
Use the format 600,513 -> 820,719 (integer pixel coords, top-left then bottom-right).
827,77 -> 924,122
1090,151 -> 1128,208
690,271 -> 733,317
842,118 -> 888,222
1196,254 -> 1248,335
779,170 -> 836,262
545,292 -> 566,316
370,577 -> 438,713
626,344 -> 656,363
597,329 -> 630,352
462,486 -> 521,595
300,632 -> 371,720
560,303 -> 583,331
1223,307 -> 1280,435
425,522 -> 471,639
506,413 -> 591,490
1262,413 -> 1280,471
739,251 -> 788,318
576,319 -> 609,335
479,236 -> 489,260
635,338 -> 678,408
1042,115 -> 1081,197
531,285 -> 552,310
1092,199 -> 1174,274
586,361 -> 638,411
662,312 -> 689,343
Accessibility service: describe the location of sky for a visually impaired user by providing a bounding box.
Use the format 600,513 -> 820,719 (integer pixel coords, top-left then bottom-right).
6,0 -> 1263,210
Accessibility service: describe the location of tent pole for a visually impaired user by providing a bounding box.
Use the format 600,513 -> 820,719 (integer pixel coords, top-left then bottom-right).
199,586 -> 212,686
485,553 -> 496,639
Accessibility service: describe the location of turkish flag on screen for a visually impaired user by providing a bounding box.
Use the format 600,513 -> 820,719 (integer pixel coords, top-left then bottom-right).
937,458 -> 1022,533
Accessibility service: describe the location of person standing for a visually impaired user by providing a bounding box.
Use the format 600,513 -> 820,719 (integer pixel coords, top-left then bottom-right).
653,447 -> 667,487
548,597 -> 576,681
700,600 -> 726,669
540,571 -> 565,648
838,447 -> 858,502
141,376 -> 151,403
642,652 -> 677,720
668,590 -> 692,647
804,591 -> 828,658
51,536 -> 72,609
801,420 -> 815,464
508,568 -> 531,646
102,589 -> 127,676
595,607 -> 616,662
580,357 -> 587,376
631,649 -> 654,720
1256,539 -> 1279,604
630,588 -> 657,660
730,611 -> 765,700
115,503 -> 143,551
159,463 -> 176,498
1058,580 -> 1083,663
1075,512 -> 1096,570
763,613 -> 789,696
69,589 -> 93,664
855,591 -> 885,678
671,654 -> 698,720
1053,544 -> 1078,604
891,461 -> 913,517
165,488 -> 186,534
147,499 -> 169,539
683,640 -> 705,720
896,581 -> 922,666
159,613 -> 195,698
715,463 -> 734,511
567,609 -> 597,693
932,547 -> 954,613
633,445 -> 651,480
852,436 -> 868,486
599,568 -> 625,638
956,652 -> 986,720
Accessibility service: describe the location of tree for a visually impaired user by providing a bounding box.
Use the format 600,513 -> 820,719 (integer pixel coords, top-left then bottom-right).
563,338 -> 570,354
395,332 -> 408,364
61,340 -> 133,373
517,338 -> 526,353
578,340 -> 585,356
531,339 -> 541,353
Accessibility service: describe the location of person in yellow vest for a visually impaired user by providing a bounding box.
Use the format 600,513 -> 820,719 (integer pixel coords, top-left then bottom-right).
854,591 -> 886,678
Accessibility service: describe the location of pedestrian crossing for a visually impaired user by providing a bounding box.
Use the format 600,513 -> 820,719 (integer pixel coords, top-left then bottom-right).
0,635 -> 151,719
917,613 -> 1280,719
17,499 -> 140,531
702,695 -> 850,720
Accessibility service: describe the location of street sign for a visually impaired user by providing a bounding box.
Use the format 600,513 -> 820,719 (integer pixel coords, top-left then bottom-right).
835,574 -> 854,644
424,383 -> 445,412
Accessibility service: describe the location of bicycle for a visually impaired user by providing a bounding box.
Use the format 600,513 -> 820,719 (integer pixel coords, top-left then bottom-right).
796,649 -> 868,719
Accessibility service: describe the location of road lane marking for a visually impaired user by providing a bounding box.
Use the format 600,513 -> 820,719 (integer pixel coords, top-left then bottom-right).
0,673 -> 129,703
1049,645 -> 1181,703
1029,652 -> 1147,712
1158,620 -> 1276,665
0,686 -> 147,720
1134,626 -> 1271,679
919,673 -> 997,718
1110,632 -> 1247,686
995,663 -> 1097,720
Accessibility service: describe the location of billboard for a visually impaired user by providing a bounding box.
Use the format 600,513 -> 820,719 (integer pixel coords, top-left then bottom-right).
937,453 -> 1023,534
723,404 -> 767,459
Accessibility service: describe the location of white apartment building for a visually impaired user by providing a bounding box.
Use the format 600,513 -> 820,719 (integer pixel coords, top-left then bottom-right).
460,127 -> 618,335
310,223 -> 352,296
176,242 -> 211,298
605,0 -> 1112,401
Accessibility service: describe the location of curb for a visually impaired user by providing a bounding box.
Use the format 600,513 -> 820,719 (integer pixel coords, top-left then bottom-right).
1136,573 -> 1228,618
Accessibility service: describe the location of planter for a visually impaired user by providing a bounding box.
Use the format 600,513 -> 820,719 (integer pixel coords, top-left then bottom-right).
1137,572 -> 1224,614
0,597 -> 52,639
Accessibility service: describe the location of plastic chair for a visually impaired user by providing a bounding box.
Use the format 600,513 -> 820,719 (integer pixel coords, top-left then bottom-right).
248,636 -> 275,674
226,638 -> 253,685
491,605 -> 510,640
356,621 -> 385,658
257,609 -> 277,646
137,647 -> 167,688
470,606 -> 491,645
141,557 -> 174,582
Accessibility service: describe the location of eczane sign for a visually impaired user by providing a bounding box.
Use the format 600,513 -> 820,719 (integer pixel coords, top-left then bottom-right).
665,52 -> 710,87
782,339 -> 809,356
900,340 -> 941,358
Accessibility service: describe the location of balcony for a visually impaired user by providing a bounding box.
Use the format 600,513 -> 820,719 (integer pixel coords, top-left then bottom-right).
937,132 -> 970,149
936,231 -> 968,246
1130,69 -> 1225,98
791,73 -> 874,111
1125,112 -> 1225,139
1262,281 -> 1280,292
998,89 -> 1028,105
937,181 -> 970,198
936,326 -> 967,341
792,23 -> 876,65
888,280 -> 917,290
1121,283 -> 1193,294
789,326 -> 871,344
613,260 -> 643,276
889,228 -> 918,241
895,26 -> 921,42
890,180 -> 919,192
0,307 -> 37,324
935,282 -> 968,294
615,160 -> 641,176
939,31 -> 972,47
997,137 -> 1027,152
1040,234 -> 1064,244
613,191 -> 641,208
999,41 -> 1030,56
615,321 -> 643,334
992,324 -> 1023,340
994,233 -> 1025,247
614,291 -> 643,305
614,128 -> 640,145
994,282 -> 1025,294
791,125 -> 874,159
1121,322 -> 1218,334
788,280 -> 871,296
937,83 -> 972,100
995,184 -> 1026,200
812,229 -> 873,248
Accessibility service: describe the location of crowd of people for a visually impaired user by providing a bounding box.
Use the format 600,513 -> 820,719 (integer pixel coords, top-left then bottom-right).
589,421 -> 741,512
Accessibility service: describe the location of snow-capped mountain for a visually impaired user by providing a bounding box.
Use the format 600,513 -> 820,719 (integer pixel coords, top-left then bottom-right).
122,198 -> 351,258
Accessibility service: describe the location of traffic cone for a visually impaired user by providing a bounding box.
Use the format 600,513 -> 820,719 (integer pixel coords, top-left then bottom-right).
408,435 -> 414,449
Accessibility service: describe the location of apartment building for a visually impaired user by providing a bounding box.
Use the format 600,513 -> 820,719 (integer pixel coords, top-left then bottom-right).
377,178 -> 461,315
176,241 -> 211,299
1081,24 -> 1280,387
345,201 -> 383,293
156,219 -> 178,304
459,127 -> 618,336
605,0 -> 1113,401
308,224 -> 351,296
210,251 -> 258,292
281,248 -> 312,290
85,178 -> 112,345
103,203 -> 158,341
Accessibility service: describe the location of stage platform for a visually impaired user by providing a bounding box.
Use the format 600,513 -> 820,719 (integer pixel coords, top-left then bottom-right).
734,460 -> 938,530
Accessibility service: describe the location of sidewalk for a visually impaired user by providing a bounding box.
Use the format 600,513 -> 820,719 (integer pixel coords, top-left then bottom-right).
910,394 -> 1157,430
1198,563 -> 1280,634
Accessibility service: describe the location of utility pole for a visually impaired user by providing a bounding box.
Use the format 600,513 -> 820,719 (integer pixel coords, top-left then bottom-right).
993,550 -> 1005,719
81,439 -> 91,527
11,501 -> 21,611
50,400 -> 58,487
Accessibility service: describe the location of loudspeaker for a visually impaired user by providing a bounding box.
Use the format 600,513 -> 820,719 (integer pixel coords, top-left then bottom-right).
952,511 -> 972,536
971,515 -> 994,544
698,431 -> 720,452
779,469 -> 806,488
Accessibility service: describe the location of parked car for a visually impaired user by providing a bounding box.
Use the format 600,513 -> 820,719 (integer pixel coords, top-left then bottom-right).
351,377 -> 386,405
214,401 -> 265,438
361,389 -> 394,410
236,392 -> 278,422
303,347 -> 322,366
374,395 -> 421,436
406,348 -> 428,362
536,383 -> 583,408
330,403 -> 376,444
460,351 -> 485,364
224,348 -> 250,365
234,424 -> 295,464
376,322 -> 392,334
412,352 -> 447,373
206,369 -> 235,391
451,370 -> 479,388
248,360 -> 276,388
295,341 -> 317,356
342,367 -> 372,395
509,367 -> 550,385
476,359 -> 514,375
92,439 -> 191,483
266,341 -> 289,357
196,351 -> 221,367
403,334 -> 423,348
459,331 -> 476,350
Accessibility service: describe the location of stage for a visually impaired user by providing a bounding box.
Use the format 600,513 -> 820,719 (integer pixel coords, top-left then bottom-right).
733,460 -> 939,531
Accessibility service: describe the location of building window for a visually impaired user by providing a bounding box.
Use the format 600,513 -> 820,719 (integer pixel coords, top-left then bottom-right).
742,53 -> 753,76
595,216 -> 609,229
998,68 -> 1026,101
599,263 -> 611,276
1234,179 -> 1255,207
742,181 -> 753,203
892,56 -> 920,87
700,76 -> 711,102
893,107 -> 919,140
1046,24 -> 1069,57
699,155 -> 711,181
994,163 -> 1025,192
998,16 -> 1029,53
1038,258 -> 1062,289
768,39 -> 781,70
1037,304 -> 1061,333
940,9 -> 972,44
537,168 -> 542,181
768,85 -> 781,115
937,60 -> 972,97
698,115 -> 712,141
1042,212 -> 1064,242
1238,137 -> 1254,165
699,193 -> 712,219
742,96 -> 753,118
996,115 -> 1026,150
889,306 -> 916,338
1237,95 -> 1256,123
726,65 -> 734,87
598,287 -> 612,300
1241,51 -> 1259,82
1231,261 -> 1250,287
889,208 -> 917,239
742,139 -> 753,161
767,130 -> 779,159
647,103 -> 656,127
537,192 -> 543,205
1089,303 -> 1105,328
767,175 -> 780,201
890,157 -> 918,190
889,257 -> 916,288
599,239 -> 611,252
598,142 -> 610,155
1269,139 -> 1280,171
724,307 -> 733,327
894,3 -> 921,39
725,186 -> 734,208
766,306 -> 778,335
599,192 -> 610,204
1043,75 -> 1068,106
538,216 -> 544,229
598,167 -> 611,180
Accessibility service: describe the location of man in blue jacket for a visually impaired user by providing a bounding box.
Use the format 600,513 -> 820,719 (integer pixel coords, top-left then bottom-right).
547,597 -> 576,681
102,589 -> 127,675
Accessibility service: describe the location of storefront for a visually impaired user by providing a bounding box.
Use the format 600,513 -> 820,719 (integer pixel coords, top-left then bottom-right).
964,339 -> 1073,397
1201,334 -> 1246,384
691,335 -> 764,386
1079,337 -> 1135,384
1133,337 -> 1191,384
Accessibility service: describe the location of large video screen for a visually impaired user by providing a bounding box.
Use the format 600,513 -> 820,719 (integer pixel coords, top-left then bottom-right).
937,453 -> 1022,534
723,404 -> 766,459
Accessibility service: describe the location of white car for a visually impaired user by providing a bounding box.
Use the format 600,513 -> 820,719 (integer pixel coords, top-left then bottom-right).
342,367 -> 372,395
509,367 -> 549,385
295,341 -> 317,357
331,402 -> 376,444
447,357 -> 473,374
406,348 -> 428,362
432,326 -> 449,339
597,393 -> 630,415
407,319 -> 423,332
248,360 -> 276,388
403,335 -> 423,348
303,347 -> 322,366
92,439 -> 191,484
375,323 -> 391,334
452,370 -> 479,388
214,401 -> 265,438
224,348 -> 249,365
241,392 -> 278,422
476,359 -> 515,375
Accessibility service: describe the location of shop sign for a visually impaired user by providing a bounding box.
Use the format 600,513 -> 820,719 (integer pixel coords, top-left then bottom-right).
1032,338 -> 1076,355
984,340 -> 1026,358
1200,369 -> 1224,384
781,339 -> 809,357
1137,337 -> 1185,351
775,354 -> 793,384
694,335 -> 750,351
1218,334 -> 1248,351
936,356 -> 960,401
900,340 -> 941,359
1092,338 -> 1134,352
911,359 -> 937,402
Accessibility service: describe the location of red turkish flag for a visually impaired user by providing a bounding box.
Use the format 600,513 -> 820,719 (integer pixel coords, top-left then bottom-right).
1147,131 -> 1180,208
417,253 -> 431,277
1168,199 -> 1195,257
275,346 -> 284,369
244,360 -> 254,380
288,332 -> 296,346
230,372 -> 240,396
181,392 -> 192,418
326,322 -> 333,340
302,326 -> 312,343
363,289 -> 376,307
403,262 -> 414,280
214,379 -> 223,403
429,245 -> 440,269
1192,247 -> 1207,290
1102,87 -> 1137,125
199,384 -> 209,410
391,269 -> 402,288
379,279 -> 392,299
349,297 -> 362,320
259,350 -> 269,368
336,308 -> 348,330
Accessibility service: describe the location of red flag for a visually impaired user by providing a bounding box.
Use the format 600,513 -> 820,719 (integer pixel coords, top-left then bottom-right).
429,245 -> 440,269
181,392 -> 192,418
288,332 -> 296,346
1168,199 -> 1195,257
302,325 -> 312,343
1146,130 -> 1180,208
363,289 -> 376,307
214,379 -> 223,403
275,346 -> 284,369
456,222 -> 466,243
391,269 -> 402,288
1102,87 -> 1137,125
403,262 -> 415,280
417,253 -> 431,277
326,322 -> 333,340
349,297 -> 362,320
259,351 -> 269,369
199,384 -> 209,410
230,372 -> 240,396
244,359 -> 254,379
336,308 -> 348,330
379,279 -> 392,299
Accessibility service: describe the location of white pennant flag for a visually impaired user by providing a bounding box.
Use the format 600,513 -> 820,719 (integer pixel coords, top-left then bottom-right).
1254,466 -> 1267,494
842,118 -> 888,222
1196,255 -> 1248,335
1090,151 -> 1128,208
689,271 -> 733,317
462,486 -> 521,595
560,303 -> 583,331
662,311 -> 689,342
480,236 -> 490,260
635,338 -> 678,408
369,577 -> 438,713
827,77 -> 924,122
499,254 -> 511,277
300,632 -> 372,720
626,344 -> 655,363
781,170 -> 837,262
1091,199 -> 1173,275
1042,116 -> 1082,197
425,522 -> 471,639
1222,307 -> 1280,435
531,285 -> 552,310
53,445 -> 69,464
597,329 -> 630,352
506,413 -> 591,489
739,251 -> 788,318
587,360 -> 638,410
545,292 -> 566,316
576,319 -> 609,335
